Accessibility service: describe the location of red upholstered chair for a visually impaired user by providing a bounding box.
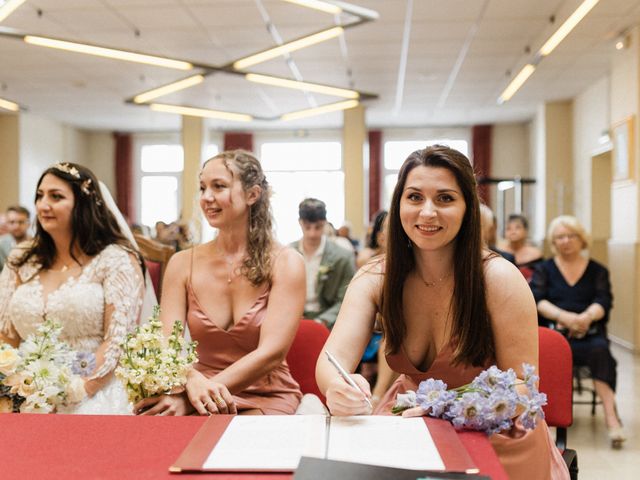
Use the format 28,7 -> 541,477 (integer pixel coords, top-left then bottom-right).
286,319 -> 330,404
537,326 -> 578,479
134,233 -> 175,301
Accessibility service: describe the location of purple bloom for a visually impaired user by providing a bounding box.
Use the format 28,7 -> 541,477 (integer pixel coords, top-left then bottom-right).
485,389 -> 517,425
416,379 -> 456,417
472,365 -> 516,393
522,363 -> 540,391
446,392 -> 488,430
519,391 -> 547,430
72,352 -> 96,376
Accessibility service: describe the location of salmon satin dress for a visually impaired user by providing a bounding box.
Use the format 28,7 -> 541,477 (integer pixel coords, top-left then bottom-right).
374,343 -> 570,480
185,254 -> 302,414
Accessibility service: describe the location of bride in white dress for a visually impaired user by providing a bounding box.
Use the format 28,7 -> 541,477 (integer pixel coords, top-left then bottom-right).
0,162 -> 151,414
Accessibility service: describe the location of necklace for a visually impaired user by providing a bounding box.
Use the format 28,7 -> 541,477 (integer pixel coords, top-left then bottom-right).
418,270 -> 452,287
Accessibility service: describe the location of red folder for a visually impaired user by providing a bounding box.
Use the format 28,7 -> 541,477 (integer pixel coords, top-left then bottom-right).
170,415 -> 478,474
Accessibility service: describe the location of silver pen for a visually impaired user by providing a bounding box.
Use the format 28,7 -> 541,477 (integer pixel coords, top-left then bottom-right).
325,350 -> 373,410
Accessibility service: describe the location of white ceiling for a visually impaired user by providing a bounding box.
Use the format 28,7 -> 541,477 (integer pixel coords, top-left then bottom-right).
0,0 -> 638,131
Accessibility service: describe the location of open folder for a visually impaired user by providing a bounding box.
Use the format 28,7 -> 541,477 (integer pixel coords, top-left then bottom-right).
170,415 -> 479,474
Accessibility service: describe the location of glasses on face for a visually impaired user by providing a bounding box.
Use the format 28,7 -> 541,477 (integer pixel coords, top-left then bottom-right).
553,233 -> 579,241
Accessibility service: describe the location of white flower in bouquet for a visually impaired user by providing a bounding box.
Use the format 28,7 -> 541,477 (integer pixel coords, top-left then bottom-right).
116,306 -> 198,404
0,319 -> 87,413
0,346 -> 20,375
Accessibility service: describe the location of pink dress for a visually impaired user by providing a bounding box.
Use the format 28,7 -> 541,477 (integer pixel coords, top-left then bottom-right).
374,343 -> 570,480
186,278 -> 302,414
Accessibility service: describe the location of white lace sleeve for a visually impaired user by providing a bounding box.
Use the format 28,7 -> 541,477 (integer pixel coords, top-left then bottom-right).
89,245 -> 144,380
0,263 -> 20,340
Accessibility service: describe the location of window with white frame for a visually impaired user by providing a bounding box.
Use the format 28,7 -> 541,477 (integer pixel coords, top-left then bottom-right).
259,141 -> 344,245
138,143 -> 184,228
382,139 -> 469,208
136,139 -> 220,232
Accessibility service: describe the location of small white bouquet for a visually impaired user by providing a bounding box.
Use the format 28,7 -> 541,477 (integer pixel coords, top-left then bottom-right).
115,306 -> 198,404
392,363 -> 547,435
0,319 -> 87,413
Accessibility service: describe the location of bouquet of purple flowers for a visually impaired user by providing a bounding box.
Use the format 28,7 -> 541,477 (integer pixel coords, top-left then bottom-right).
392,363 -> 547,435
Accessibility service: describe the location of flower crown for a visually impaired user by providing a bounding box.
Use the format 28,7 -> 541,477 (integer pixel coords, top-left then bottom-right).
52,162 -> 94,196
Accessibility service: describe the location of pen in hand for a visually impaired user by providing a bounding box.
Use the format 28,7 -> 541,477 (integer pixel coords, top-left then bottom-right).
325,350 -> 373,410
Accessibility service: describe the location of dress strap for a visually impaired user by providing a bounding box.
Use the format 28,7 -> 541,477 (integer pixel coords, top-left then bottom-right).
188,247 -> 195,287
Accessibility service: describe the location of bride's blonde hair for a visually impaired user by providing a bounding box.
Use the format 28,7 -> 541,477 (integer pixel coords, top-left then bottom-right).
203,150 -> 274,286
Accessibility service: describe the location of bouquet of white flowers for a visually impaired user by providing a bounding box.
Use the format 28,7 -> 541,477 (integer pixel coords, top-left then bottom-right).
0,319 -> 87,413
392,363 -> 547,435
115,306 -> 198,404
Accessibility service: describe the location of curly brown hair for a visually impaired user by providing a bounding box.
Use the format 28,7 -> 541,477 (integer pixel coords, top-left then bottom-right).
203,150 -> 275,286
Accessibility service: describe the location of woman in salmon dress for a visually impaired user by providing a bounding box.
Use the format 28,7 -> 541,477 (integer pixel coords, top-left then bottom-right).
136,150 -> 305,416
316,145 -> 569,479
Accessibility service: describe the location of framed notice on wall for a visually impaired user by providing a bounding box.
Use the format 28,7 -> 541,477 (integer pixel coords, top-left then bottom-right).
612,116 -> 635,183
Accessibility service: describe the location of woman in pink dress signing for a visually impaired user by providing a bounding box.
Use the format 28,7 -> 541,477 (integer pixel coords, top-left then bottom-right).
316,145 -> 569,479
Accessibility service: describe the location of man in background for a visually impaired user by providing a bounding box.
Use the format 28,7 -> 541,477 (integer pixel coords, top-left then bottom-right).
291,198 -> 355,329
0,205 -> 32,270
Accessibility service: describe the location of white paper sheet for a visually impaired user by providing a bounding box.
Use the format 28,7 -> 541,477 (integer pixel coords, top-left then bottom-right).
326,416 -> 445,471
203,415 -> 327,470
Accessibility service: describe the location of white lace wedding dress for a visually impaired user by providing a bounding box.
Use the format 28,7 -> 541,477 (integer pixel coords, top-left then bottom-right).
0,244 -> 144,414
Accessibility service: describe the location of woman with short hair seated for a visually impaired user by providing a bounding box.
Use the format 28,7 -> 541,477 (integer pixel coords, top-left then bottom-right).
531,215 -> 625,448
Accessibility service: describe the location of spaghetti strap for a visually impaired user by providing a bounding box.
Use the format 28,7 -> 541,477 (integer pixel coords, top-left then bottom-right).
188,246 -> 195,286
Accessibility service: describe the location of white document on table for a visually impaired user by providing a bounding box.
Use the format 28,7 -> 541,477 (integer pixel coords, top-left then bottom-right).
203,415 -> 327,470
201,415 -> 444,471
326,416 -> 445,470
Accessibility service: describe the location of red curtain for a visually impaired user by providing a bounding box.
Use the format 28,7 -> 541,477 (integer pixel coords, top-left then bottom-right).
113,132 -> 134,222
368,130 -> 382,220
223,133 -> 253,152
472,125 -> 492,205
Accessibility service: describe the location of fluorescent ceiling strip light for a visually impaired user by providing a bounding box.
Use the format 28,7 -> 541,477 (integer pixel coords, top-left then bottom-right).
0,0 -> 27,23
281,0 -> 341,14
0,96 -> 20,111
538,0 -> 599,56
280,99 -> 358,120
133,75 -> 205,104
233,26 -> 343,70
498,64 -> 536,104
150,103 -> 253,122
246,73 -> 358,99
23,35 -> 193,70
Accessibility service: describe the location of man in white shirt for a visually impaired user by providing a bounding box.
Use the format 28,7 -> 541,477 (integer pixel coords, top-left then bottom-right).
290,198 -> 355,329
0,205 -> 31,270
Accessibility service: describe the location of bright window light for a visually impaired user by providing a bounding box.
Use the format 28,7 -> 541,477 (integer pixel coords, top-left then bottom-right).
260,141 -> 343,244
141,145 -> 184,172
141,176 -> 179,227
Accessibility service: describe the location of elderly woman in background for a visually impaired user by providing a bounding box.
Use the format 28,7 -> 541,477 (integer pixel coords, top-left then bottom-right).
531,215 -> 624,448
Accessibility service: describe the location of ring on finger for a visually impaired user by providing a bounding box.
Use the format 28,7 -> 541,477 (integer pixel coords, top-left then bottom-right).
213,395 -> 225,407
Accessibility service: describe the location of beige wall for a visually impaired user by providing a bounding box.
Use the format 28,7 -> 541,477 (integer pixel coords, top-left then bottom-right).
572,25 -> 640,349
573,76 -> 610,232
0,113 -> 117,213
0,114 -> 20,210
343,105 -> 366,239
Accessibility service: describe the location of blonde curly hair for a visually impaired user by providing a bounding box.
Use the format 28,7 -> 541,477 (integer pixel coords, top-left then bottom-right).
203,150 -> 274,286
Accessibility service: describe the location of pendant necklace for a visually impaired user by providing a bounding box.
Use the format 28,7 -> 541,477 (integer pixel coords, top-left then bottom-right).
419,270 -> 452,287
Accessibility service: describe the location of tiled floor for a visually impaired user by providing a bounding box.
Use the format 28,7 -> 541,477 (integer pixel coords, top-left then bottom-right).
563,343 -> 638,479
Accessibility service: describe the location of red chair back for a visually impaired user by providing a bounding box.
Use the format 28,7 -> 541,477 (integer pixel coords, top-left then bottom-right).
537,326 -> 573,428
286,319 -> 330,404
145,260 -> 161,298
